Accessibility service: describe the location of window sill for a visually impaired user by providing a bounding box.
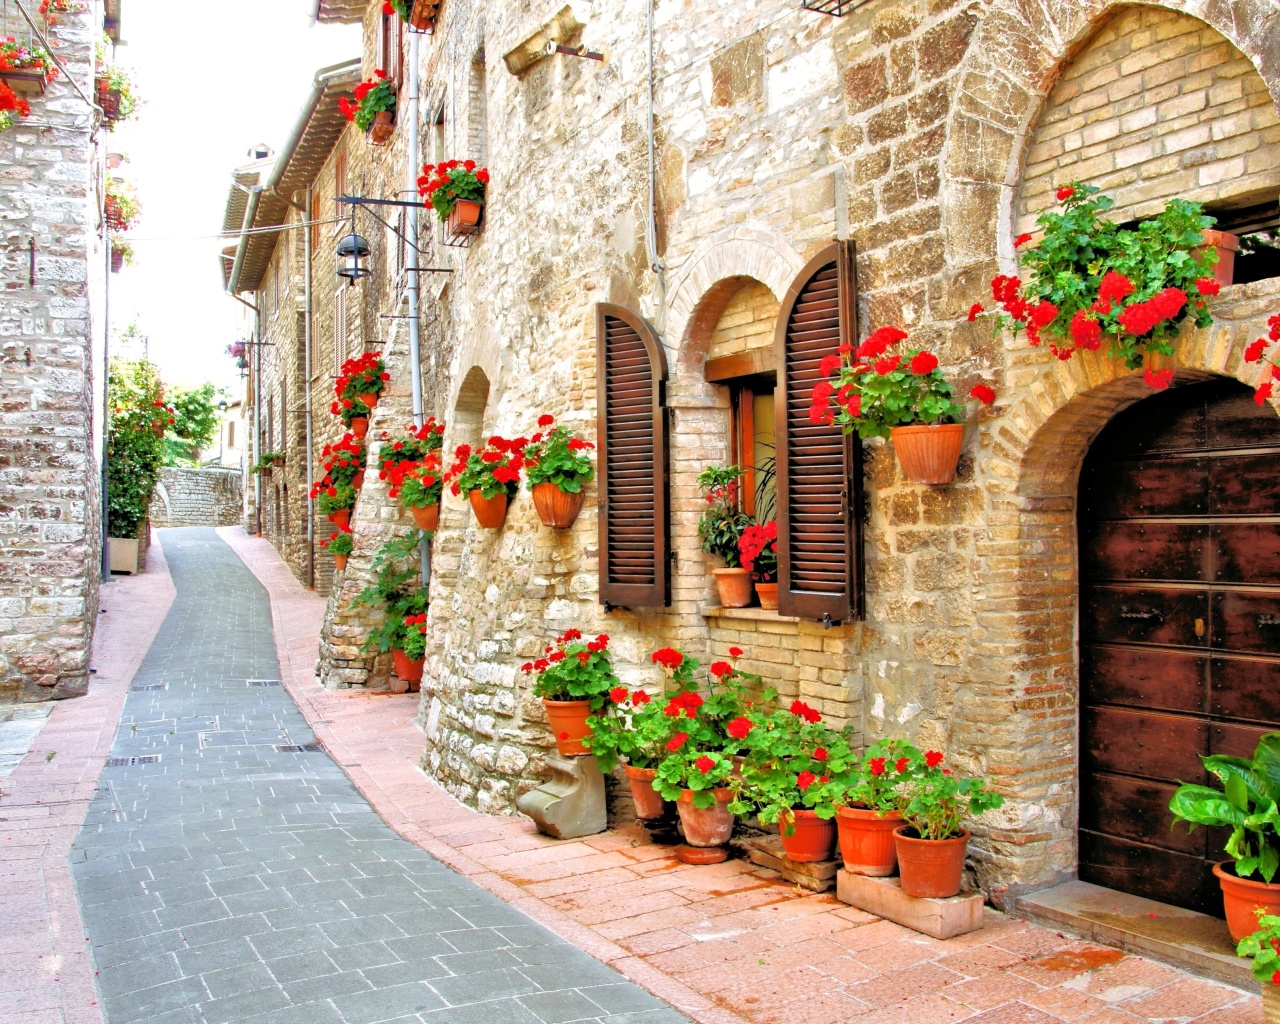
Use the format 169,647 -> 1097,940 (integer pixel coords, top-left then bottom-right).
700,605 -> 801,624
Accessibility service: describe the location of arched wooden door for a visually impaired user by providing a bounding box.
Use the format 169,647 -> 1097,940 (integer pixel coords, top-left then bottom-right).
1078,378 -> 1280,915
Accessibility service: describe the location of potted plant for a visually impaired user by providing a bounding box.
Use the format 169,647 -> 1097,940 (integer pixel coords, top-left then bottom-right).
338,71 -> 396,144
104,177 -> 140,232
385,0 -> 441,31
376,417 -> 445,476
1240,315 -> 1280,405
893,751 -> 1004,898
738,520 -> 778,610
109,234 -> 133,274
811,327 -> 996,485
316,481 -> 357,530
521,629 -> 621,758
585,686 -> 678,821
38,0 -> 88,25
394,613 -> 428,690
973,183 -> 1222,391
418,159 -> 489,239
94,63 -> 137,126
105,360 -> 166,574
446,437 -> 523,528
251,451 -> 283,478
1169,732 -> 1280,941
388,453 -> 443,532
0,37 -> 58,94
353,533 -> 429,694
817,738 -> 924,876
317,433 -> 366,492
321,527 -> 354,571
336,351 -> 388,412
522,414 -> 595,528
0,81 -> 30,135
730,699 -> 853,863
1236,915 -> 1280,1022
697,465 -> 753,607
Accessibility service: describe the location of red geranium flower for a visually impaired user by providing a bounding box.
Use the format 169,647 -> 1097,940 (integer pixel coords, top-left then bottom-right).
796,770 -> 816,791
868,757 -> 886,776
666,732 -> 688,752
609,686 -> 628,703
652,647 -> 683,670
909,351 -> 938,375
924,750 -> 944,768
726,716 -> 752,740
709,661 -> 733,678
1056,185 -> 1075,202
1013,233 -> 1032,247
631,690 -> 650,705
1143,367 -> 1174,390
967,302 -> 983,322
695,756 -> 715,774
969,383 -> 996,405
728,646 -> 743,658
895,757 -> 911,773
1195,277 -> 1220,297
1245,338 -> 1268,363
813,748 -> 828,762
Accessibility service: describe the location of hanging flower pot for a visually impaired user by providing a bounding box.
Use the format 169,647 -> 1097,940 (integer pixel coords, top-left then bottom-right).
754,582 -> 778,610
468,489 -> 508,529
352,470 -> 365,489
407,0 -> 441,30
1213,862 -> 1280,942
835,806 -> 904,876
333,553 -> 348,571
1195,229 -> 1239,287
676,789 -> 735,847
110,247 -> 125,273
531,482 -> 584,529
356,392 -> 378,410
711,567 -> 753,608
890,423 -> 965,485
410,503 -> 439,532
391,648 -> 424,685
368,109 -> 395,145
542,698 -> 591,757
447,199 -> 483,239
778,810 -> 836,863
623,765 -> 666,820
894,826 -> 969,899
329,508 -> 351,530
349,416 -> 369,438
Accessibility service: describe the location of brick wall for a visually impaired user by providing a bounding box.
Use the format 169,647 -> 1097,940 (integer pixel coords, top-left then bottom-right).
149,468 -> 243,528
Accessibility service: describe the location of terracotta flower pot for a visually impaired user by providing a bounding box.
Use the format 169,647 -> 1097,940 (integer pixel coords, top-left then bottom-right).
894,826 -> 969,899
447,199 -> 483,238
391,648 -> 424,684
407,0 -> 440,30
1213,861 -> 1280,942
531,482 -> 585,528
1264,983 -> 1280,1024
110,248 -> 124,273
624,764 -> 666,820
890,423 -> 965,485
356,392 -> 378,410
778,809 -> 837,863
542,698 -> 592,757
836,806 -> 905,876
349,416 -> 369,438
368,109 -> 395,145
411,503 -> 440,532
328,508 -> 351,530
333,553 -> 348,571
1196,229 -> 1240,286
469,489 -> 508,529
712,567 -> 753,608
352,470 -> 365,489
676,789 -> 735,847
755,581 -> 778,610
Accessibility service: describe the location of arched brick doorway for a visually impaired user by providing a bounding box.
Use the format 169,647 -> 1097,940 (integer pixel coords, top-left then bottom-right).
1077,377 -> 1280,914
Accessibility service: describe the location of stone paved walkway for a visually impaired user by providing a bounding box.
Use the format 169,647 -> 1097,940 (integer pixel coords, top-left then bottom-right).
218,527 -> 1264,1024
69,529 -> 689,1024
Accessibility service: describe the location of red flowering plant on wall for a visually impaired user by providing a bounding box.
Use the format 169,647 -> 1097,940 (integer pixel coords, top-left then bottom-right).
377,417 -> 444,476
317,433 -> 366,489
522,415 -> 595,494
416,159 -> 489,221
400,613 -> 429,662
336,351 -> 388,407
0,37 -> 58,83
104,177 -> 140,231
338,71 -> 395,133
1241,315 -> 1280,406
320,525 -> 354,557
445,436 -> 525,500
810,326 -> 996,438
387,453 -> 443,511
973,183 -> 1220,390
521,629 -> 621,707
738,520 -> 778,583
0,81 -> 29,133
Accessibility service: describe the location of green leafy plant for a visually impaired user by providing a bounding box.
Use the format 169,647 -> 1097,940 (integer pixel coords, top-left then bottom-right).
338,73 -> 395,133
1236,914 -> 1280,986
321,527 -> 353,556
251,452 -> 285,475
523,415 -> 595,493
585,686 -> 679,773
376,418 -> 444,476
163,383 -> 221,466
446,438 -> 523,500
354,532 -> 429,655
656,749 -> 735,804
388,454 -> 443,509
417,159 -> 488,221
697,465 -> 752,567
898,750 -> 1004,841
521,629 -> 620,708
316,481 -> 356,515
979,183 -> 1220,387
1169,732 -> 1280,883
105,359 -> 165,537
810,327 -> 994,439
810,736 -> 925,817
98,62 -> 138,121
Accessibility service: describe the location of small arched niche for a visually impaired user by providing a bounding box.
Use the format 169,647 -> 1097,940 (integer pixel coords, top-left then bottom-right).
452,366 -> 491,451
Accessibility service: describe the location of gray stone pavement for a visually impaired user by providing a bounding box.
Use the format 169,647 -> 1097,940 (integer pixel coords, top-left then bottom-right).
71,529 -> 688,1024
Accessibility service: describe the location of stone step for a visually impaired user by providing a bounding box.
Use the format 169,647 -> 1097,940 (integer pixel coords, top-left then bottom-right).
836,870 -> 985,939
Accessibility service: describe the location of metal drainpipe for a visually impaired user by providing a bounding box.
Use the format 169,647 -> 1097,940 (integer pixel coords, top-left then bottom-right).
645,0 -> 661,280
406,29 -> 430,587
280,188 -> 317,591
253,304 -> 262,535
100,144 -> 111,582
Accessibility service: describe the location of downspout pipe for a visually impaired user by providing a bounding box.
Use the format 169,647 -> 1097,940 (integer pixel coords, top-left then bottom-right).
230,293 -> 262,535
406,29 -> 430,587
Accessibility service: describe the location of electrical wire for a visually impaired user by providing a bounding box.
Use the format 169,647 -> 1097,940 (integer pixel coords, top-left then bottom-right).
119,217 -> 350,243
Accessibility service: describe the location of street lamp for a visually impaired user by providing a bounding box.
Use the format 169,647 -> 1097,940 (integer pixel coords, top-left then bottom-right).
335,232 -> 372,284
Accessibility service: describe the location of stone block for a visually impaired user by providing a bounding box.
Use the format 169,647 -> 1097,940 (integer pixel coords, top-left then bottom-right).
516,754 -> 606,840
738,835 -> 838,892
836,871 -> 985,939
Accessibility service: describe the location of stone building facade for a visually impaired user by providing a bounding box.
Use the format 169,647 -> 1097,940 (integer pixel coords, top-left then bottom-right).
148,468 -> 243,529
237,0 -> 1280,908
0,1 -> 112,702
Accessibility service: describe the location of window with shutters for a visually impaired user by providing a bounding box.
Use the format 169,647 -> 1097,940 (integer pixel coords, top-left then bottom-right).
773,241 -> 864,622
596,304 -> 670,610
376,11 -> 404,84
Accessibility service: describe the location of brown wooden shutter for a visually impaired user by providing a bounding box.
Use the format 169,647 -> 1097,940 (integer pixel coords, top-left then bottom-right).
596,304 -> 670,609
774,240 -> 863,622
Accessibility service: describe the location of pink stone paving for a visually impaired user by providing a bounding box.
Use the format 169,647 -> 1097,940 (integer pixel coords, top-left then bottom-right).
0,539 -> 176,1024
223,527 -> 1262,1024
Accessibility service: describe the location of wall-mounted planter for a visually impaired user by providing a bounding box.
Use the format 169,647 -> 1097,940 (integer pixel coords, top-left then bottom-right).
407,0 -> 441,31
410,503 -> 439,532
890,423 -> 964,485
469,489 -> 507,528
444,200 -> 483,246
110,247 -> 125,273
1196,229 -> 1240,286
531,482 -> 583,528
368,109 -> 395,145
2,67 -> 46,95
349,416 -> 369,438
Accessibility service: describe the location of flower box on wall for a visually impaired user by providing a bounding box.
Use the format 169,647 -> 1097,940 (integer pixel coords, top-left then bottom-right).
0,67 -> 47,95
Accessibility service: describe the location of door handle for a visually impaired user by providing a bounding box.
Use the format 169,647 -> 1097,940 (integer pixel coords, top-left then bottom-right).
1195,618 -> 1205,638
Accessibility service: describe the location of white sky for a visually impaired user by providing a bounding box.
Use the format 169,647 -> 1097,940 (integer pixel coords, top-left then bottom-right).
108,3 -> 359,393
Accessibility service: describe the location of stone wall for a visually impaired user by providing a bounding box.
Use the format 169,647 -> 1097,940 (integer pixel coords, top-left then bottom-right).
300,0 -> 1280,901
0,5 -> 104,702
149,468 -> 243,528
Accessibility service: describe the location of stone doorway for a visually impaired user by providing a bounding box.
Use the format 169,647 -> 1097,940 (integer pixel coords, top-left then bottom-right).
1076,377 -> 1280,916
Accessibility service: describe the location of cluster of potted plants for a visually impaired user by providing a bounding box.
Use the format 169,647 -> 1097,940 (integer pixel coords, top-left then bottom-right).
94,61 -> 137,128
417,159 -> 488,240
810,327 -> 997,485
353,532 -> 430,692
328,350 -> 388,438
696,466 -> 780,607
444,415 -> 595,530
0,36 -> 59,96
251,451 -> 285,478
379,418 -> 446,532
384,0 -> 441,31
338,70 -> 396,144
310,433 -> 367,544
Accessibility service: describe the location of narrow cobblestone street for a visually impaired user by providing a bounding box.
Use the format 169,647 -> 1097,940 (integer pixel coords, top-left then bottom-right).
69,530 -> 688,1024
